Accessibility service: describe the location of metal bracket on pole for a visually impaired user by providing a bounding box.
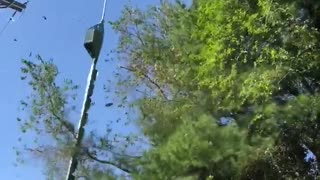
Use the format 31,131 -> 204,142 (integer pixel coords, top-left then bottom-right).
0,0 -> 27,12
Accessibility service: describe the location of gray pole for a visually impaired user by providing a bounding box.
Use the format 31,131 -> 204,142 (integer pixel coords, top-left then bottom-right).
65,0 -> 107,179
65,58 -> 99,180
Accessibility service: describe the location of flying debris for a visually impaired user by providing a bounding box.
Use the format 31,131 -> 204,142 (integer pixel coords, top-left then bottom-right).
105,103 -> 113,107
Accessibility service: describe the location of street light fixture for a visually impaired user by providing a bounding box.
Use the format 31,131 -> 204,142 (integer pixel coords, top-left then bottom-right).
84,22 -> 104,60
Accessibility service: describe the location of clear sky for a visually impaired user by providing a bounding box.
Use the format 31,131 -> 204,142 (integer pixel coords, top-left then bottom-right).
0,0 -> 191,179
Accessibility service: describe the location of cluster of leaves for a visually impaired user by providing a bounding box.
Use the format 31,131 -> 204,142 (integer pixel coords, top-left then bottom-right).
111,0 -> 320,179
18,55 -> 138,179
18,0 -> 320,179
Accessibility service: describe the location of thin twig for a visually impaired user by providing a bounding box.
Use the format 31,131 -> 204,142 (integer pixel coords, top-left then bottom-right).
25,147 -> 44,153
119,66 -> 168,100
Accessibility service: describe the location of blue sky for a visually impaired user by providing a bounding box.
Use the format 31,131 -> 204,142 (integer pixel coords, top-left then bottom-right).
0,0 -> 191,179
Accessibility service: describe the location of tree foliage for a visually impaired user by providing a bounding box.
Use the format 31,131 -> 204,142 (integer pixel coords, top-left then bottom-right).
18,0 -> 320,179
18,55 -> 138,179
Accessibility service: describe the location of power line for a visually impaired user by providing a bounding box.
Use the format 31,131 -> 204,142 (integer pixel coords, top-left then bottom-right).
0,19 -> 11,36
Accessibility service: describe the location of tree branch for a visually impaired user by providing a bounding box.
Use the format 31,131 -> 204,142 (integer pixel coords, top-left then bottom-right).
40,79 -> 76,139
85,149 -> 132,174
25,147 -> 44,153
31,60 -> 76,139
92,145 -> 143,159
119,65 -> 168,100
49,102 -> 76,139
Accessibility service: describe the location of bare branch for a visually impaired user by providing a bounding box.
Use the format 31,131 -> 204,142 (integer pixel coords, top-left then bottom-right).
92,145 -> 142,159
25,147 -> 44,153
49,106 -> 76,139
119,66 -> 168,100
85,149 -> 132,174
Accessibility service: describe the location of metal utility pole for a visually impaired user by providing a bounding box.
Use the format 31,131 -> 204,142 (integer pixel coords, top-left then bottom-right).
65,0 -> 107,179
0,0 -> 26,12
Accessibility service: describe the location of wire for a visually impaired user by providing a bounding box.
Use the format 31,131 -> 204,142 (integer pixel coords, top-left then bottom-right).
100,0 -> 107,23
0,11 -> 16,37
0,19 -> 11,36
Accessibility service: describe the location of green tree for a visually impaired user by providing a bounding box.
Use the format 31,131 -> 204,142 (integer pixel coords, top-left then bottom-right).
18,0 -> 320,179
17,55 -> 139,179
111,0 -> 320,179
